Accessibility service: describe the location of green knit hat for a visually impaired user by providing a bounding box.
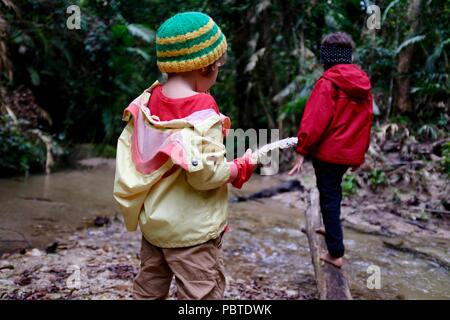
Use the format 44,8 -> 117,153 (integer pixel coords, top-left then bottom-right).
156,12 -> 227,73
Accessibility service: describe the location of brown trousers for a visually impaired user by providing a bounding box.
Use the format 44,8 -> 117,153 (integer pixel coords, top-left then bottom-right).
133,234 -> 226,300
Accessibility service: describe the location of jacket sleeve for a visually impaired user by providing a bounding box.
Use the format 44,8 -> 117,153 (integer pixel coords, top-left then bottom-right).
185,121 -> 231,191
296,78 -> 336,155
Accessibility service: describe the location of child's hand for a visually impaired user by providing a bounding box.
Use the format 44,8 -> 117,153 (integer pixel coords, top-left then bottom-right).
288,154 -> 304,175
230,149 -> 256,189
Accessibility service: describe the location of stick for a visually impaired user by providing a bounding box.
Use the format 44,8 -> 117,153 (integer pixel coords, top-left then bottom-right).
252,137 -> 298,164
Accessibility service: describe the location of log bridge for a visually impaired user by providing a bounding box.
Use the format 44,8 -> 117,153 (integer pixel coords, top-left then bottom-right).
303,188 -> 352,300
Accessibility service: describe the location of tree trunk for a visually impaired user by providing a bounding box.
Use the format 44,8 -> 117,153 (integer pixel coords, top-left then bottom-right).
396,0 -> 422,113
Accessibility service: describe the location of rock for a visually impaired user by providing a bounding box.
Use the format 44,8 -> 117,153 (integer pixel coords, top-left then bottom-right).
46,242 -> 59,254
107,264 -> 136,280
285,289 -> 298,298
94,216 -> 110,227
15,275 -> 32,286
0,261 -> 14,271
26,248 -> 44,257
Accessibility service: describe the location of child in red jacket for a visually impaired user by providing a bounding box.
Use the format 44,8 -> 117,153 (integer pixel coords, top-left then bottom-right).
289,32 -> 373,268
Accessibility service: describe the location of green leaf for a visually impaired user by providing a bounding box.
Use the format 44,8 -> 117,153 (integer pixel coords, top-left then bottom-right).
426,38 -> 450,72
127,24 -> 155,43
382,0 -> 400,24
395,35 -> 426,56
373,99 -> 381,116
27,67 -> 40,86
126,47 -> 151,61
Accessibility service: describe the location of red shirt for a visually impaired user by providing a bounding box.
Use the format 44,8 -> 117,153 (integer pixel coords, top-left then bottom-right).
148,85 -> 220,120
146,84 -> 223,179
296,64 -> 373,166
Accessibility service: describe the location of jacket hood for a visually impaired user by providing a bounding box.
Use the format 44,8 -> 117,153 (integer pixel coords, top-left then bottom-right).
323,64 -> 371,99
121,82 -> 231,175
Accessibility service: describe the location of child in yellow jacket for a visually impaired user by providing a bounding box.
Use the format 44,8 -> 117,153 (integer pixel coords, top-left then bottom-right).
113,12 -> 255,300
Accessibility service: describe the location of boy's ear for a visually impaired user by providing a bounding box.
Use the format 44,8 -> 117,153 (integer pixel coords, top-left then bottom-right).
199,66 -> 213,77
199,57 -> 223,77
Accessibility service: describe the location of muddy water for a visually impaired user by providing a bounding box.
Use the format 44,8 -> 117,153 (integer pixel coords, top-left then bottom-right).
0,164 -> 449,299
0,162 -> 118,253
228,176 -> 450,300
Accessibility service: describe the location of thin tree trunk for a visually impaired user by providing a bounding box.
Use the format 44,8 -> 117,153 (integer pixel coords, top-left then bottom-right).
396,0 -> 422,113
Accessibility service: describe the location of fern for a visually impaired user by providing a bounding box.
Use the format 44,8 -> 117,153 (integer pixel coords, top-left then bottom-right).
127,24 -> 155,43
426,38 -> 450,72
126,47 -> 151,61
418,124 -> 439,140
382,0 -> 400,24
395,35 -> 426,56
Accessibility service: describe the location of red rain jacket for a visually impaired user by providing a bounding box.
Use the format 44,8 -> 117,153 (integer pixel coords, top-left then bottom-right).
295,64 -> 373,166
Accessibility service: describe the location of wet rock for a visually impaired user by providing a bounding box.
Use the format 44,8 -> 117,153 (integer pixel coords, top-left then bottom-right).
442,200 -> 450,211
26,248 -> 44,257
45,242 -> 59,254
94,216 -> 110,227
0,261 -> 14,271
107,264 -> 137,280
48,268 -> 69,282
15,273 -> 33,286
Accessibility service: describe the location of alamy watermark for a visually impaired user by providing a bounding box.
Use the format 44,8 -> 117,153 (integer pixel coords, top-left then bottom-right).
225,128 -> 281,176
165,128 -> 285,176
366,264 -> 381,289
66,5 -> 81,30
366,5 -> 381,30
362,1 -> 381,30
66,264 -> 81,289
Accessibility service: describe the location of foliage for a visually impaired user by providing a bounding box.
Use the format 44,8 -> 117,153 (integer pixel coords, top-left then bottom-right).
342,174 -> 358,197
367,169 -> 387,191
441,142 -> 450,177
0,0 -> 448,174
0,115 -> 46,174
94,143 -> 117,158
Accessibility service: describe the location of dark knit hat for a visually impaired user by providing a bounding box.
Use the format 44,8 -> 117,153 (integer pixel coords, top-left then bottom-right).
320,45 -> 353,65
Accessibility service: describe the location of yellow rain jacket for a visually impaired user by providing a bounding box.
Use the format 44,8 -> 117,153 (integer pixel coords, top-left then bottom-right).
113,82 -> 231,248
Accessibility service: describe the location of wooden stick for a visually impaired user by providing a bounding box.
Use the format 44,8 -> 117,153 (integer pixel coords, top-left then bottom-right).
303,188 -> 352,300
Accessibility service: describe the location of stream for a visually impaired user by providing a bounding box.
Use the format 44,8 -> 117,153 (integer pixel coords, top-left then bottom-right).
0,161 -> 449,300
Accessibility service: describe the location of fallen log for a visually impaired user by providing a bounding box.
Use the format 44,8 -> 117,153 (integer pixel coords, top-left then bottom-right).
230,180 -> 303,202
303,188 -> 352,300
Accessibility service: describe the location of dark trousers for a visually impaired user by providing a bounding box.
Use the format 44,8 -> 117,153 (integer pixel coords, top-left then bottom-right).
312,158 -> 349,258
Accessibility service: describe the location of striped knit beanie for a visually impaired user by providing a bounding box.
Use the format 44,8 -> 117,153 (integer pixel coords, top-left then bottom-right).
156,12 -> 227,73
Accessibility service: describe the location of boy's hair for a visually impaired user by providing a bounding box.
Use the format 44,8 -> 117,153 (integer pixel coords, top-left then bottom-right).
320,32 -> 354,68
321,32 -> 355,49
